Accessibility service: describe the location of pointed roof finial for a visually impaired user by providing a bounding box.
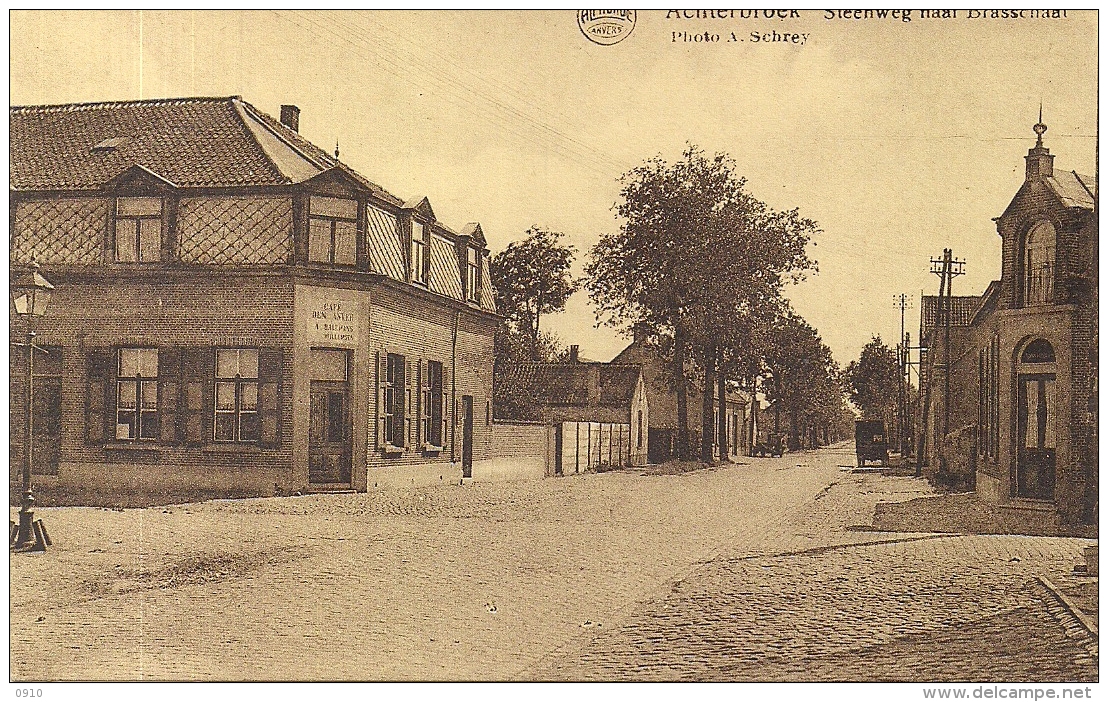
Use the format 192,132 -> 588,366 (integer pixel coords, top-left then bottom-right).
1033,104 -> 1047,147
334,139 -> 340,159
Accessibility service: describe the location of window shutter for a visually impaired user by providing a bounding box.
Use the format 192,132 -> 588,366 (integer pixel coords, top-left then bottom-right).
85,348 -> 113,445
406,358 -> 416,447
258,348 -> 283,448
376,351 -> 388,448
159,348 -> 181,444
416,358 -> 425,447
440,363 -> 450,450
182,348 -> 212,445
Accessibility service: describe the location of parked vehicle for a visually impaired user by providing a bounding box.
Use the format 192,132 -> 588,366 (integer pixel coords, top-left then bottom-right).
752,432 -> 785,458
855,420 -> 889,467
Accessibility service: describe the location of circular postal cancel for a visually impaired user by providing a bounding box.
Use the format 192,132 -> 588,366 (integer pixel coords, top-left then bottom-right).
577,10 -> 636,45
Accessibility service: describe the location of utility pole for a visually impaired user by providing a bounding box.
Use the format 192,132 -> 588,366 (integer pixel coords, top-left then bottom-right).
903,330 -> 912,457
929,249 -> 966,479
893,293 -> 913,455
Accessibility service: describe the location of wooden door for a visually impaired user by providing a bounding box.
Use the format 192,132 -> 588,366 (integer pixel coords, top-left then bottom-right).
32,376 -> 61,476
309,381 -> 351,485
1016,374 -> 1056,500
461,395 -> 474,478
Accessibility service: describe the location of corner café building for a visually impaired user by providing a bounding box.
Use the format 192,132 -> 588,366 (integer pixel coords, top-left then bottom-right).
8,97 -> 538,501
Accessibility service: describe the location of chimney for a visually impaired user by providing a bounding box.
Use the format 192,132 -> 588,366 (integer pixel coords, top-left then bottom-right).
280,104 -> 300,133
569,345 -> 579,363
1025,113 -> 1054,181
633,322 -> 651,345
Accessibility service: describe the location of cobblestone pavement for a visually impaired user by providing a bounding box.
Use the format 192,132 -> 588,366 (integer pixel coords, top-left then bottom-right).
10,444 -> 1097,681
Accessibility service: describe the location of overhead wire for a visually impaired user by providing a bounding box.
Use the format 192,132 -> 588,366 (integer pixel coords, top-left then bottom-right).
272,10 -> 631,178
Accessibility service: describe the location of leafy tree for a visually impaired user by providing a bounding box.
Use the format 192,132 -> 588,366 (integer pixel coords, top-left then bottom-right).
762,308 -> 845,450
846,336 -> 901,428
586,145 -> 817,461
490,227 -> 579,361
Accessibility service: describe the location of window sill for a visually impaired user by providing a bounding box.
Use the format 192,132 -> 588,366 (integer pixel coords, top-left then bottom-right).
382,444 -> 404,456
202,443 -> 270,454
306,261 -> 358,268
104,443 -> 161,464
104,442 -> 160,452
422,443 -> 444,455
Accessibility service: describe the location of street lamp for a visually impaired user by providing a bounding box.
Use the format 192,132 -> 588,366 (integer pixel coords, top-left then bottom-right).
10,257 -> 54,552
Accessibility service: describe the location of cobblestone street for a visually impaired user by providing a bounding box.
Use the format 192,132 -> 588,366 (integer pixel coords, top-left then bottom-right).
10,444 -> 1097,681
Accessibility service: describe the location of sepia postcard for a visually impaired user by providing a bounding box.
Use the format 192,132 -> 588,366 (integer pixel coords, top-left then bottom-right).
7,9 -> 1098,694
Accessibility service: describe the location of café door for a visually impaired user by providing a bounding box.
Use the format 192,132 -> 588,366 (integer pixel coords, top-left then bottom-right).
308,349 -> 351,486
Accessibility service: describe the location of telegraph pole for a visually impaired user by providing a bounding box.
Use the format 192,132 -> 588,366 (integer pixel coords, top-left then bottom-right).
893,293 -> 912,455
929,249 -> 965,478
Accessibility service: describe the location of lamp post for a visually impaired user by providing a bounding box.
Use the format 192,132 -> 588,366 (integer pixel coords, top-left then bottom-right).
10,258 -> 54,552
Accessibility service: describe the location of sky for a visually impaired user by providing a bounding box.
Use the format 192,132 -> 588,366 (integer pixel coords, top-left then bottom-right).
9,10 -> 1098,368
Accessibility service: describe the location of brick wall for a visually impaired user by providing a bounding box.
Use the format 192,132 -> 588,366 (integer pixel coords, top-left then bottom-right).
11,271 -> 298,499
486,421 -> 549,458
365,281 -> 497,476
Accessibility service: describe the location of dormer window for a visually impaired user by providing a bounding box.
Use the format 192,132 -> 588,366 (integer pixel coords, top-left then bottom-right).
1023,220 -> 1055,306
115,196 -> 163,262
410,220 -> 429,285
466,247 -> 480,303
308,196 -> 357,265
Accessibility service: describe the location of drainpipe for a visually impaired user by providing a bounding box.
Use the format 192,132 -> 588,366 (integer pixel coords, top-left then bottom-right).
451,310 -> 460,463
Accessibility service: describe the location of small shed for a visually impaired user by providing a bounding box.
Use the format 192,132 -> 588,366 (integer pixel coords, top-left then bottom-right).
496,357 -> 649,473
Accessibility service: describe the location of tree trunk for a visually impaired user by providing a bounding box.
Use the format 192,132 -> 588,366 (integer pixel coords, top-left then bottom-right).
789,409 -> 800,451
531,306 -> 541,361
701,344 -> 716,464
748,376 -> 758,456
774,381 -> 781,432
717,347 -> 729,462
674,327 -> 689,460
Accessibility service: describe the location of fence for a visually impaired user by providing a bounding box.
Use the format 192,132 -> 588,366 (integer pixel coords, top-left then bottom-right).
556,421 -> 632,475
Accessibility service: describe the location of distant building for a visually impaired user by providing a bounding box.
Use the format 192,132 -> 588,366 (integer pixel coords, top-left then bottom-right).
611,326 -> 751,462
9,96 -> 549,501
496,346 -> 649,472
918,119 -> 1097,524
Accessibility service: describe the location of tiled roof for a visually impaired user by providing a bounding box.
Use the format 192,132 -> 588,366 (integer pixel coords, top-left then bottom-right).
599,365 -> 642,405
11,95 -> 498,313
10,97 -> 289,190
1046,170 -> 1096,210
8,96 -> 412,200
501,362 -> 642,409
921,294 -> 980,333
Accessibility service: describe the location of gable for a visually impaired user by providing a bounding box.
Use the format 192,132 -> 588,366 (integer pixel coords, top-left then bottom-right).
104,163 -> 178,192
999,170 -> 1096,227
461,222 -> 486,245
301,167 -> 368,198
403,196 -> 436,221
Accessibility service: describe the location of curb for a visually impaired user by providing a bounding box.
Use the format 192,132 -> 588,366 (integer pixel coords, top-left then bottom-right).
1038,575 -> 1098,638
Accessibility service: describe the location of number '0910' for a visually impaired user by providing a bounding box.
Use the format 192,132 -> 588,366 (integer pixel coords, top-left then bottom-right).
15,690 -> 42,698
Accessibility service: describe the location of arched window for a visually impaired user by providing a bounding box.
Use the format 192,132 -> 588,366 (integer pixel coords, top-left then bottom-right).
1020,338 -> 1056,364
1024,220 -> 1055,305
